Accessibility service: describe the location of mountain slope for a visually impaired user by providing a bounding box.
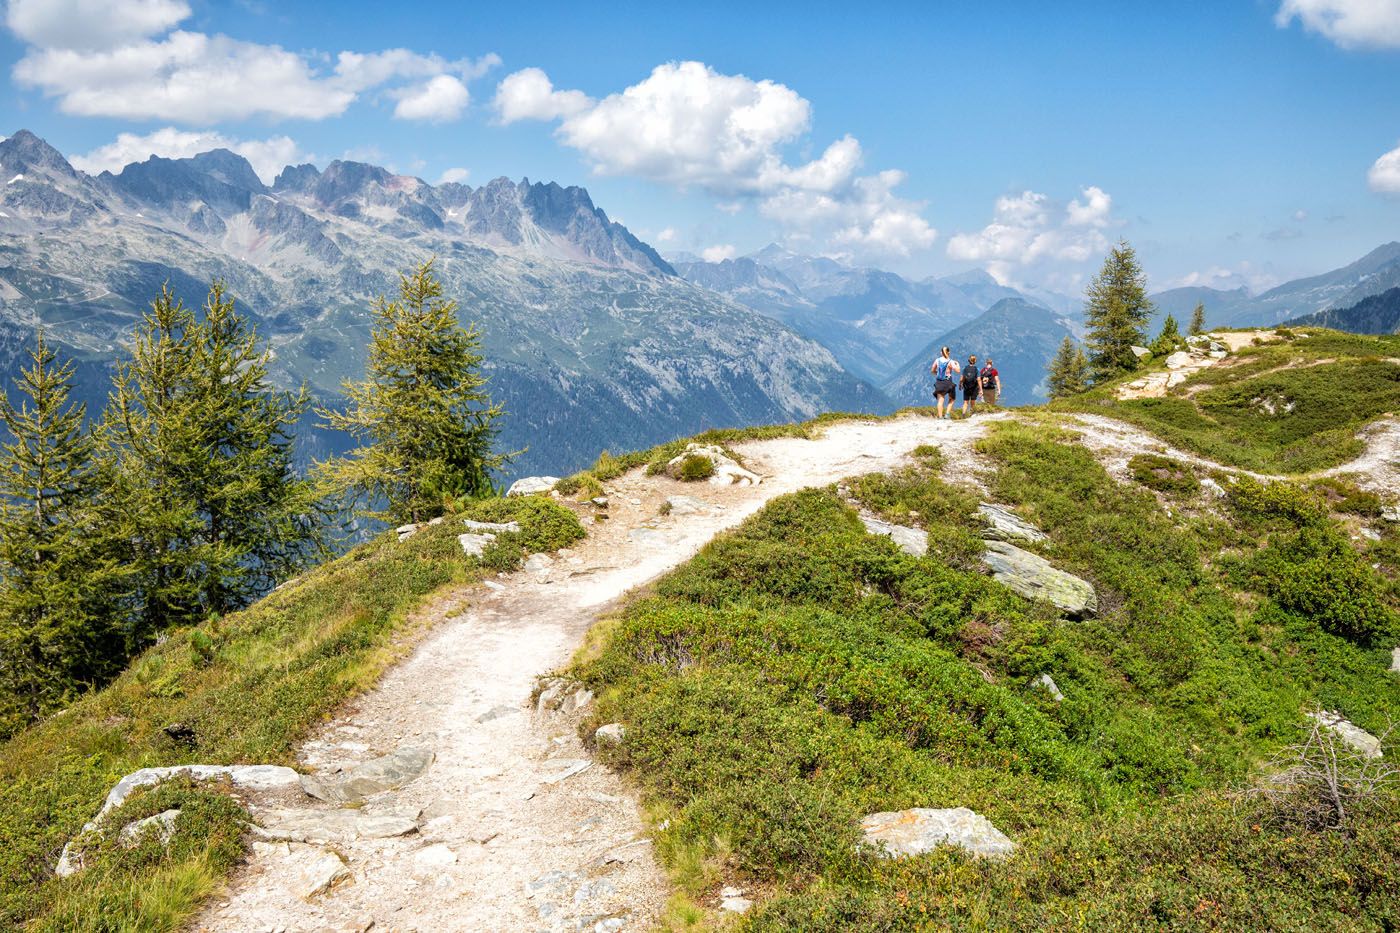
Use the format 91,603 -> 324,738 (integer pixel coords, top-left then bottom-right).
0,130 -> 884,478
882,297 -> 1076,406
1285,286 -> 1400,334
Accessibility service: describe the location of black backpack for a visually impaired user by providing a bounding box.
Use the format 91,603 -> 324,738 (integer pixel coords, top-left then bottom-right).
962,367 -> 978,390
981,368 -> 996,390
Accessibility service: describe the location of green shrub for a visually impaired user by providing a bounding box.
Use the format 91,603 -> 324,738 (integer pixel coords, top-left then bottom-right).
1128,454 -> 1199,496
678,454 -> 715,482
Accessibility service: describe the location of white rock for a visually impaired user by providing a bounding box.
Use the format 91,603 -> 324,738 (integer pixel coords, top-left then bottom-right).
978,503 -> 1047,543
463,519 -> 521,534
1166,371 -> 1189,388
524,553 -> 554,574
1308,710 -> 1383,759
1391,647 -> 1399,675
412,843 -> 458,869
594,723 -> 626,745
666,495 -> 709,515
860,515 -> 928,557
294,848 -> 350,900
507,476 -> 560,497
721,895 -> 754,913
1034,673 -> 1064,702
666,444 -> 762,487
1165,350 -> 1195,370
860,807 -> 1016,859
1382,505 -> 1400,523
395,524 -> 419,535
458,532 -> 496,557
118,809 -> 181,848
1200,477 -> 1227,499
1129,345 -> 1151,360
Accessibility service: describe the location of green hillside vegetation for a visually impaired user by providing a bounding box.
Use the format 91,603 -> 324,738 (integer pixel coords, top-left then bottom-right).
0,497 -> 582,929
1061,328 -> 1400,473
573,425 -> 1400,929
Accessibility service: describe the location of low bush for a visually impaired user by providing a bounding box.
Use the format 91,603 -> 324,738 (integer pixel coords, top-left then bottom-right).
1128,453 -> 1200,496
678,454 -> 715,482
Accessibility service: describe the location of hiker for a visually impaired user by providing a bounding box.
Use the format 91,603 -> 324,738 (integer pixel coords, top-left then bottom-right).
930,346 -> 960,419
961,354 -> 981,415
980,357 -> 1001,407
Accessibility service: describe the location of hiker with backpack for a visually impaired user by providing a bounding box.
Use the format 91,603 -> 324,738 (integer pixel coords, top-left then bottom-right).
961,354 -> 981,415
980,358 -> 1001,407
930,346 -> 959,419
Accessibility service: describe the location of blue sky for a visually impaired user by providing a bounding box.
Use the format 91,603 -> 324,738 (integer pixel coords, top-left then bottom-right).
1,0 -> 1398,294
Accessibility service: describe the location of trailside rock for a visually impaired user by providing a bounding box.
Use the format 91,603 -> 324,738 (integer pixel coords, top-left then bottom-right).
595,723 -> 626,746
860,807 -> 1016,859
118,809 -> 181,848
1164,350 -> 1195,370
462,519 -> 521,534
458,532 -> 496,557
293,847 -> 351,900
861,515 -> 928,557
507,476 -> 559,497
254,807 -> 419,844
99,764 -> 299,822
300,747 -> 435,804
982,540 -> 1097,618
978,503 -> 1047,543
1308,710 -> 1383,759
665,443 -> 762,487
665,495 -> 709,515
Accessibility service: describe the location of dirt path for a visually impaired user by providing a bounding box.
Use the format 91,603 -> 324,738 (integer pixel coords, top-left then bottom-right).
193,412 -> 1006,933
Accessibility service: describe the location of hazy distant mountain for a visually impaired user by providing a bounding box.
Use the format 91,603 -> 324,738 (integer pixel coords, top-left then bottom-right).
672,246 -> 1066,385
0,130 -> 885,477
1285,286 -> 1400,334
882,297 -> 1075,407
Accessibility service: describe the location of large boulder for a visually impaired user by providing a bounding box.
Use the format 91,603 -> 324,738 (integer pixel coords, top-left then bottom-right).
860,807 -> 1016,860
861,515 -> 928,557
1308,710 -> 1383,759
507,476 -> 559,497
978,503 -> 1047,543
981,540 -> 1097,618
1164,350 -> 1195,370
665,444 -> 761,487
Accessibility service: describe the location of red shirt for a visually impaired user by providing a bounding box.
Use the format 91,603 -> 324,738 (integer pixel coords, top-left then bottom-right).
981,366 -> 999,385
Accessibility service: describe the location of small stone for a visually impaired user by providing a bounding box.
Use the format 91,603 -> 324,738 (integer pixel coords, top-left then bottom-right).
1381,506 -> 1400,523
428,516 -> 444,526
721,896 -> 754,914
1129,345 -> 1151,360
293,849 -> 350,900
1362,527 -> 1382,541
566,688 -> 594,712
524,553 -> 554,574
591,497 -> 609,508
594,723 -> 626,745
1391,647 -> 1400,675
665,495 -> 709,515
541,759 -> 592,784
412,843 -> 457,869
1200,477 -> 1227,499
573,878 -> 615,905
1034,673 -> 1064,702
476,704 -> 520,723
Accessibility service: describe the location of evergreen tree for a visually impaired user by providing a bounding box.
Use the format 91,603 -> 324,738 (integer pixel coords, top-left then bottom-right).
319,260 -> 508,523
1047,336 -> 1090,399
0,334 -> 123,728
1084,241 -> 1155,380
1150,313 -> 1182,357
1189,301 -> 1207,336
104,282 -> 320,640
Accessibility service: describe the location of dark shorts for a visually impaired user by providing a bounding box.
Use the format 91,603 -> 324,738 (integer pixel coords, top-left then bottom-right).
962,382 -> 980,400
934,378 -> 956,398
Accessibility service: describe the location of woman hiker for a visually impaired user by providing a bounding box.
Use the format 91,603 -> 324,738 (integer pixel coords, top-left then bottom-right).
961,354 -> 981,415
930,346 -> 959,419
980,357 -> 1001,407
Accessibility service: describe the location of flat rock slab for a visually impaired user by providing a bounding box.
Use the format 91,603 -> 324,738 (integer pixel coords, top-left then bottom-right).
301,747 -> 435,804
100,764 -> 300,821
463,519 -> 521,534
507,476 -> 559,497
978,503 -> 1047,543
458,532 -> 496,557
666,495 -> 710,515
861,515 -> 928,557
982,540 -> 1097,618
1308,710 -> 1383,759
292,846 -> 351,900
255,807 -> 419,844
861,806 -> 1016,859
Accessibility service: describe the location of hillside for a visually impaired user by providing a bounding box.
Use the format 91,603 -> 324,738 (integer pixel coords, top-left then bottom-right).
1286,286 -> 1400,334
0,130 -> 883,478
1,330 -> 1398,930
883,297 -> 1076,407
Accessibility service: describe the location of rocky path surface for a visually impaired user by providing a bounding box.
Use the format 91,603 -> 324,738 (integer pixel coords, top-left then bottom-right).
194,413 -> 1005,933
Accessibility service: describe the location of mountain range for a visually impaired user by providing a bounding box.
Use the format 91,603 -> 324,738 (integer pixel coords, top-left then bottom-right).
0,130 -> 881,477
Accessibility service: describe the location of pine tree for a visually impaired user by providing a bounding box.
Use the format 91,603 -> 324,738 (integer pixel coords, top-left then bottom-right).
0,333 -> 123,729
1150,313 -> 1182,357
104,282 -> 320,640
1047,336 -> 1090,399
319,260 -> 508,523
1189,301 -> 1207,336
1084,241 -> 1155,381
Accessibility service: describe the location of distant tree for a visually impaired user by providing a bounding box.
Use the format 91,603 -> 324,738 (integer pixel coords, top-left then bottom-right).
1047,336 -> 1090,399
1084,241 -> 1154,380
1189,301 -> 1207,336
104,282 -> 320,641
319,260 -> 508,524
0,334 -> 123,729
1150,313 -> 1183,357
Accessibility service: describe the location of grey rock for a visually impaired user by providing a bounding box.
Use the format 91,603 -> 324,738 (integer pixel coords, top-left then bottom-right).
1129,345 -> 1151,360
524,553 -> 554,574
573,878 -> 615,905
1200,477 -> 1227,499
594,723 -> 626,745
1034,673 -> 1064,701
477,704 -> 520,723
542,759 -> 593,784
721,895 -> 754,914
565,688 -> 594,713
507,476 -> 560,497
293,847 -> 350,900
300,747 -> 435,804
1391,647 -> 1399,675
860,515 -> 928,557
1382,506 -> 1400,523
628,527 -> 667,547
1308,710 -> 1384,759
860,806 -> 1016,859
1164,350 -> 1195,369
118,808 -> 181,848
462,518 -> 521,534
458,532 -> 496,557
100,764 -> 299,821
982,540 -> 1097,618
978,503 -> 1047,543
254,807 -> 418,843
665,495 -> 709,515
591,497 -> 609,508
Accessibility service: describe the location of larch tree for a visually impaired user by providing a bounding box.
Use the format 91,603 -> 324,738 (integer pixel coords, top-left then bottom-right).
1047,336 -> 1090,399
319,260 -> 508,524
1151,313 -> 1182,357
0,333 -> 123,729
1084,241 -> 1155,381
1189,302 -> 1207,336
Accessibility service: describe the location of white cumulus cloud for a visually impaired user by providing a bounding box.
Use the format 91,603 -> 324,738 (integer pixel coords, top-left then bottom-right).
7,3 -> 499,124
947,187 -> 1118,280
437,166 -> 470,185
392,74 -> 470,122
1368,141 -> 1400,194
494,61 -> 936,260
1275,0 -> 1400,48
69,127 -> 307,184
701,244 -> 738,262
655,226 -> 677,242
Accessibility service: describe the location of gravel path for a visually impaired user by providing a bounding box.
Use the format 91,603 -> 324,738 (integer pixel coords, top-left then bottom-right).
192,412 -> 1004,933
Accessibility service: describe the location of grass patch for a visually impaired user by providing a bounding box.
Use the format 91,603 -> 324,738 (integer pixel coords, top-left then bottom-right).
0,498 -> 583,929
1128,453 -> 1200,497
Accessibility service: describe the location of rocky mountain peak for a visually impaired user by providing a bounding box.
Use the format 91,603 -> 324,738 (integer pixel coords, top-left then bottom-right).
273,163 -> 322,195
0,129 -> 77,179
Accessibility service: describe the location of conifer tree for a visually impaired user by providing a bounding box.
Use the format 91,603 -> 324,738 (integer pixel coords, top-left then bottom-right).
1150,313 -> 1182,357
319,260 -> 508,523
0,333 -> 123,728
105,282 -> 320,640
1189,301 -> 1207,336
1047,336 -> 1090,399
1084,241 -> 1154,380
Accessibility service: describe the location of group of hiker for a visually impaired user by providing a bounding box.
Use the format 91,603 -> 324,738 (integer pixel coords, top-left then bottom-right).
930,347 -> 1001,419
